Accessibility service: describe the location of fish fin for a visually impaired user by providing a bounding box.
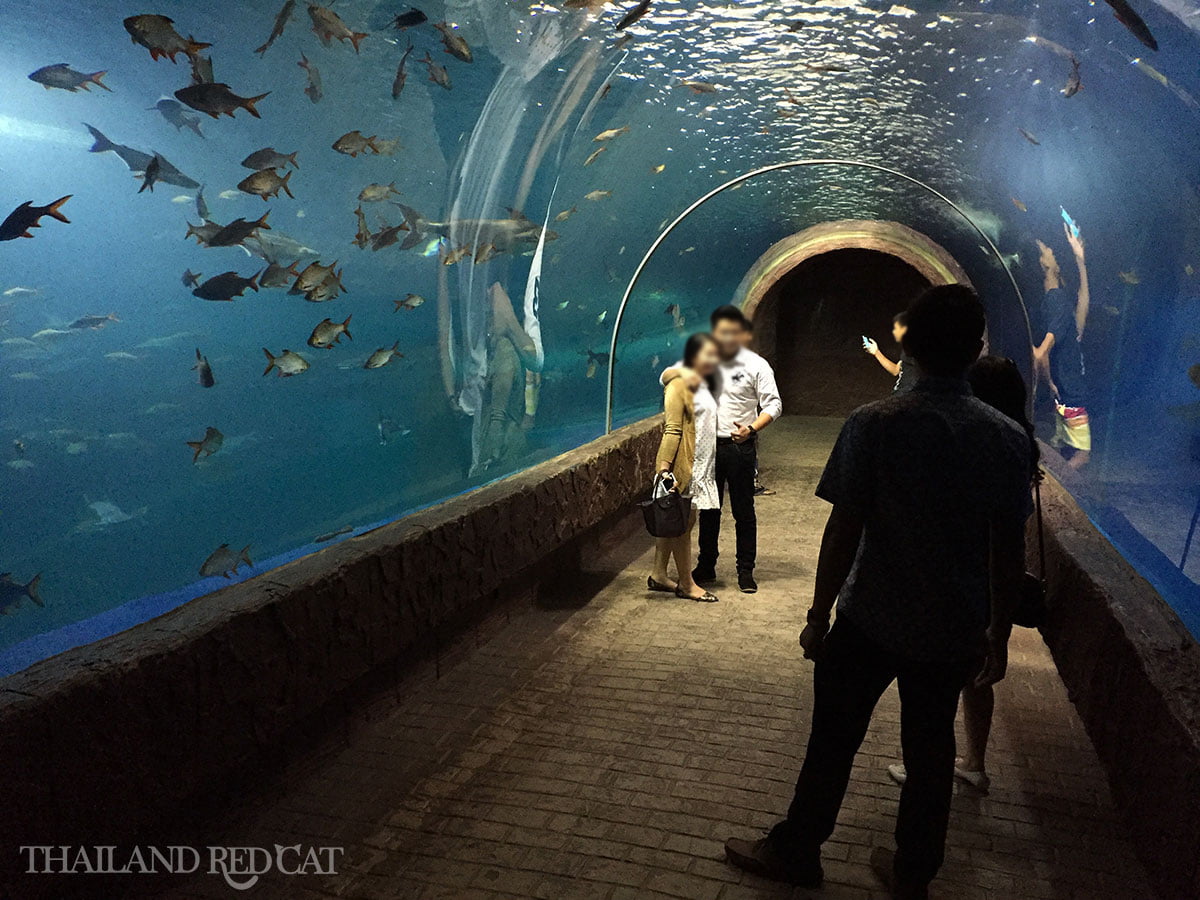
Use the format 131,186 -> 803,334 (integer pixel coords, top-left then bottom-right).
365,135 -> 380,154
298,53 -> 309,69
288,151 -> 299,169
392,340 -> 401,351
89,71 -> 112,92
240,545 -> 253,567
25,574 -> 42,607
249,270 -> 262,291
286,261 -> 301,277
281,170 -> 293,199
254,42 -> 270,56
262,348 -> 277,375
84,123 -> 114,153
186,38 -> 213,57
195,347 -> 203,363
255,211 -> 271,230
186,440 -> 203,463
241,92 -> 271,119
350,31 -> 368,53
343,314 -> 353,340
44,196 -> 71,224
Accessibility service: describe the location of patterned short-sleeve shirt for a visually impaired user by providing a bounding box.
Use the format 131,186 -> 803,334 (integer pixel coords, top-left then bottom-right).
817,377 -> 1033,662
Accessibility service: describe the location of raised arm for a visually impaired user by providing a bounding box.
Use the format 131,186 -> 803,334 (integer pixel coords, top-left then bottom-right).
1064,223 -> 1089,339
865,339 -> 901,376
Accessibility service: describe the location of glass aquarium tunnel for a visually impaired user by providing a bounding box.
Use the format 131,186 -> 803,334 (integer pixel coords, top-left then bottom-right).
2,0 -> 1199,675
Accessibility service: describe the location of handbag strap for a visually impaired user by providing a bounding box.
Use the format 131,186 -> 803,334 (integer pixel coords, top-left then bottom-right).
1033,470 -> 1046,580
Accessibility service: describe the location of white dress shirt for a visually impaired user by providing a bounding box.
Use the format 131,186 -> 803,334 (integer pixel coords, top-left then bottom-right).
661,348 -> 782,436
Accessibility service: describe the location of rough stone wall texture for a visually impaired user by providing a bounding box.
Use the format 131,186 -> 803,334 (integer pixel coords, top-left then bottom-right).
0,417 -> 663,893
1037,475 -> 1200,900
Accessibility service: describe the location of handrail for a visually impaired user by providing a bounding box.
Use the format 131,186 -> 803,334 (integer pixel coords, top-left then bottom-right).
604,159 -> 1032,432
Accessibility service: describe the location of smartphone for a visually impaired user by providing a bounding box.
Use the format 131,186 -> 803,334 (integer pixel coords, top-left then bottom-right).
1060,206 -> 1080,238
861,335 -> 871,349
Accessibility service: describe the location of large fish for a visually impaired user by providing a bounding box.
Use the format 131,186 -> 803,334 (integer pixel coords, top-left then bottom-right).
238,168 -> 294,201
395,204 -> 556,253
149,98 -> 204,137
243,229 -> 318,263
175,83 -> 269,119
200,544 -> 252,578
0,572 -> 43,615
255,0 -> 296,55
433,22 -> 472,62
0,196 -> 71,242
262,348 -> 309,377
194,348 -> 215,387
208,212 -> 271,247
307,314 -> 353,348
124,15 -> 211,62
186,425 -> 223,462
242,147 -> 299,170
192,270 -> 261,301
1103,0 -> 1158,51
83,124 -> 200,188
308,4 -> 368,52
29,63 -> 111,93
298,53 -> 323,103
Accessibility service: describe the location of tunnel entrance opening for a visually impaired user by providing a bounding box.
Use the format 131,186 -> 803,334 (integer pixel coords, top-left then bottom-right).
734,219 -> 972,418
769,249 -> 930,415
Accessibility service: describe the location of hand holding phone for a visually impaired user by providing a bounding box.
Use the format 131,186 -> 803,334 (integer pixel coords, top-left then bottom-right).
1060,206 -> 1080,239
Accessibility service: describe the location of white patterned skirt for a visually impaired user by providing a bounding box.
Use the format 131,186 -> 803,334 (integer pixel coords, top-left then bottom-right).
687,385 -> 720,510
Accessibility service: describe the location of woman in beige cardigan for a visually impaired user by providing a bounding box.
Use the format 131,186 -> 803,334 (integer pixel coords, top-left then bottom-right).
649,333 -> 721,602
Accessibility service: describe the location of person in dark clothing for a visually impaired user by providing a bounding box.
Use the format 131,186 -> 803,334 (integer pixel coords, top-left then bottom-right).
864,311 -> 918,394
724,286 -> 1031,900
1033,223 -> 1090,468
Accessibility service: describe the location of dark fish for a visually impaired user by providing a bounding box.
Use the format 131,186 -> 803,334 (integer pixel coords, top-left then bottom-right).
1062,57 -> 1082,98
371,222 -> 407,251
433,22 -> 472,62
298,53 -> 323,103
0,196 -> 70,242
583,349 -> 610,378
28,63 -> 111,93
393,43 -> 413,99
189,54 -> 215,86
123,14 -> 211,62
260,259 -> 301,288
69,313 -> 118,330
420,52 -> 451,89
308,4 -> 368,52
175,82 -> 270,119
1103,0 -> 1158,51
615,0 -> 652,31
255,0 -> 296,55
208,212 -> 271,247
194,348 -> 215,387
192,270 -> 261,302
0,573 -> 42,615
1017,127 -> 1040,146
196,186 -> 210,220
138,154 -> 162,193
186,426 -> 223,462
149,98 -> 204,137
83,124 -> 200,188
392,7 -> 427,29
242,148 -> 299,170
182,269 -> 202,289
200,543 -> 252,578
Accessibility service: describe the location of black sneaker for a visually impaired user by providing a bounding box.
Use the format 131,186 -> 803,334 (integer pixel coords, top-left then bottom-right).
869,846 -> 929,900
692,565 -> 717,585
738,570 -> 757,593
724,836 -> 822,888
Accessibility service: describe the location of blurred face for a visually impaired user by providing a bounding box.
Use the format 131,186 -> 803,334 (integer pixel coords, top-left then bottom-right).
711,318 -> 745,358
892,321 -> 907,344
1037,240 -> 1060,281
691,339 -> 721,377
740,327 -> 754,349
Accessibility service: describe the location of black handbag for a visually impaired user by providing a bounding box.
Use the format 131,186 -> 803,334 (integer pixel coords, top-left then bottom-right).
1013,474 -> 1048,629
640,473 -> 692,538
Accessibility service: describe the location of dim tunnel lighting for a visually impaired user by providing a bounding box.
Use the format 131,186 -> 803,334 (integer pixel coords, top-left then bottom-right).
604,158 -> 1031,434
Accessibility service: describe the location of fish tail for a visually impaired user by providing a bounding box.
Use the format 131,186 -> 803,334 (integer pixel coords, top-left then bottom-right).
366,135 -> 380,154
262,348 -> 277,376
254,42 -> 270,56
239,545 -> 253,568
241,92 -> 271,119
248,270 -> 262,292
25,573 -> 43,607
343,314 -> 353,340
255,211 -> 271,230
195,347 -> 203,364
288,151 -> 299,169
89,71 -> 113,92
350,31 -> 368,53
392,340 -> 401,352
298,53 -> 309,70
186,38 -> 213,57
84,123 -> 114,153
44,196 -> 71,224
281,170 -> 294,199
286,261 -> 301,277
334,268 -> 347,293
186,440 -> 204,463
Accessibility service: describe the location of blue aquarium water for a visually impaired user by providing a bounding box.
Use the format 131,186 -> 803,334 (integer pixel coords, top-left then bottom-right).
2,0 -> 1199,674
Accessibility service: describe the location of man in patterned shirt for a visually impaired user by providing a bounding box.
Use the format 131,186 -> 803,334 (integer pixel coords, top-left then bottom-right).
725,285 -> 1031,899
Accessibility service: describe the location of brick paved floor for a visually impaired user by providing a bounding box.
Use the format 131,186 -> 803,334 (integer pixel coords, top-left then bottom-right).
156,418 -> 1155,900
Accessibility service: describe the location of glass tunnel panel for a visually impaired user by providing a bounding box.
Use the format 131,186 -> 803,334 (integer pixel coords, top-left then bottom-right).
1,0 -> 1200,673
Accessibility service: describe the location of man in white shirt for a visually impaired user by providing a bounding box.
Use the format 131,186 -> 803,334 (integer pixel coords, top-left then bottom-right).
667,305 -> 782,593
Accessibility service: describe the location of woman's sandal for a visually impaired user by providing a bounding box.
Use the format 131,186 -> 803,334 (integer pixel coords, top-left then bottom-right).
676,586 -> 719,603
648,576 -> 677,593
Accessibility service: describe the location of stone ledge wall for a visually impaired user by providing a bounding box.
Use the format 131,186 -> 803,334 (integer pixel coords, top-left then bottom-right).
1038,476 -> 1200,900
0,417 -> 663,895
